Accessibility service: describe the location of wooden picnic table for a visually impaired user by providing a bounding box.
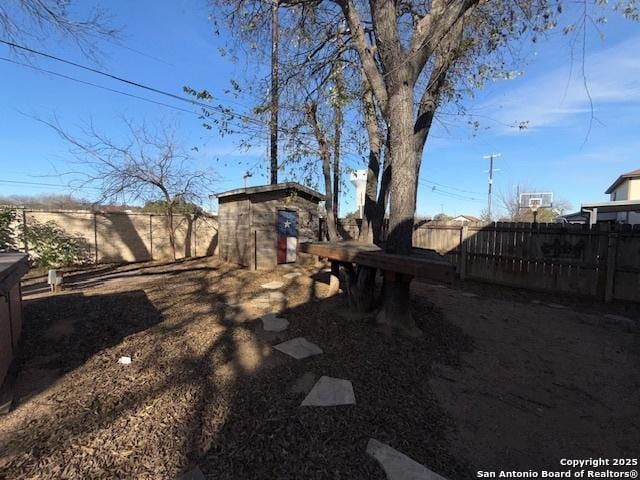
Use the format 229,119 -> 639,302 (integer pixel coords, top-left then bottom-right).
299,240 -> 455,285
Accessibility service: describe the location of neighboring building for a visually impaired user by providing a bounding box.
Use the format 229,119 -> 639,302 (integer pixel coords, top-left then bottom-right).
606,169 -> 640,201
350,170 -> 368,218
450,214 -> 480,223
216,182 -> 323,270
566,169 -> 640,225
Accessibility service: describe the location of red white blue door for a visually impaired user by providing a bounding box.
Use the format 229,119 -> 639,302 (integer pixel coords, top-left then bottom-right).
277,210 -> 298,264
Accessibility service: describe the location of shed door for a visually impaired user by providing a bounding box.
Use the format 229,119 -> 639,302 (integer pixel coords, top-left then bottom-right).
276,210 -> 298,263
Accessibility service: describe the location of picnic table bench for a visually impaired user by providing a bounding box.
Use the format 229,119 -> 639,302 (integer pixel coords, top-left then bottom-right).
299,241 -> 455,294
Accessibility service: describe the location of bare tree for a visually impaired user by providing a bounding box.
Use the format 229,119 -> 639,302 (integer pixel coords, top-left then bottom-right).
0,1 -> 117,59
36,117 -> 215,261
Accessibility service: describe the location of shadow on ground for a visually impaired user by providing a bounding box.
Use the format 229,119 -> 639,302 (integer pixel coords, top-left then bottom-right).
0,257 -> 474,479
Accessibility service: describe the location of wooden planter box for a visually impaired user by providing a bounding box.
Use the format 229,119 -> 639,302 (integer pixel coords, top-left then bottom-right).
0,253 -> 29,388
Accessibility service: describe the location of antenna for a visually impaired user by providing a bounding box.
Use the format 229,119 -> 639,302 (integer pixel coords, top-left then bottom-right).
483,153 -> 501,220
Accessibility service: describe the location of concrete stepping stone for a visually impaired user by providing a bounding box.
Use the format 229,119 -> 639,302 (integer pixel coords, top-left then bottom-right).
274,337 -> 323,360
283,272 -> 302,279
261,313 -> 289,332
261,281 -> 284,290
181,466 -> 205,480
269,291 -> 287,303
250,295 -> 271,306
366,438 -> 448,480
301,376 -> 355,406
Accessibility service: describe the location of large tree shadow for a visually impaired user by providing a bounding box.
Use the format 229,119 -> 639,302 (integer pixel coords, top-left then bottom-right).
0,258 -> 474,479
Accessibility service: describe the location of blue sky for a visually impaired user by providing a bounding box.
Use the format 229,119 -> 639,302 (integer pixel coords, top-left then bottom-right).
0,1 -> 639,217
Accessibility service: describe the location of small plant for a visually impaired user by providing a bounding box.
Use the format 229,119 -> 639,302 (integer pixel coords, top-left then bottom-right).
0,207 -> 18,252
24,219 -> 92,268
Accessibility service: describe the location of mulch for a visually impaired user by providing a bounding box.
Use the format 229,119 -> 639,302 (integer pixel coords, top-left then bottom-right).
0,257 -> 473,479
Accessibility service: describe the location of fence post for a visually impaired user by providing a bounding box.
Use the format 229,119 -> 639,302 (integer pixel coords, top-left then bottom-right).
21,208 -> 28,253
93,212 -> 98,264
149,215 -> 154,260
459,224 -> 468,280
604,232 -> 618,303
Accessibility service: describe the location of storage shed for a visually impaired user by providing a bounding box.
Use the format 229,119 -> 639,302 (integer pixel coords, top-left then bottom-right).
217,182 -> 323,270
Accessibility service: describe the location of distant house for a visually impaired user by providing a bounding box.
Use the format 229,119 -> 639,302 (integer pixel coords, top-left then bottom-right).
605,169 -> 640,201
561,169 -> 640,225
450,214 -> 480,223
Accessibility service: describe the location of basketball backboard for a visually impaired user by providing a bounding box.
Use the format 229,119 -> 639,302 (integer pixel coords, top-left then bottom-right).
519,192 -> 553,210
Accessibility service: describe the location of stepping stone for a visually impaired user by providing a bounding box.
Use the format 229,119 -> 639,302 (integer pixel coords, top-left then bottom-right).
261,313 -> 289,332
261,281 -> 284,290
269,291 -> 287,302
301,376 -> 355,406
182,466 -> 205,480
283,272 -> 302,279
366,438 -> 448,480
274,337 -> 323,360
250,295 -> 271,306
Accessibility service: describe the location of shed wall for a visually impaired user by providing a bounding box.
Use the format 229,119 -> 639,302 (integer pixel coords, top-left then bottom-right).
218,199 -> 251,266
219,190 -> 320,270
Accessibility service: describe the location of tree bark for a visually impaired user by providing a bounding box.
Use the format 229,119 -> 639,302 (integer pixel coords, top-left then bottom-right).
307,103 -> 338,242
376,84 -> 421,335
359,82 -> 381,244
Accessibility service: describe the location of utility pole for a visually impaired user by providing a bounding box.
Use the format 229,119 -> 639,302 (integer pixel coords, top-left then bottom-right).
270,0 -> 279,185
483,153 -> 501,220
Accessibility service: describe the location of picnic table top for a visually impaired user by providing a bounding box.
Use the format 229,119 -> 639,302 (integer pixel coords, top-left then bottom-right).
299,241 -> 455,283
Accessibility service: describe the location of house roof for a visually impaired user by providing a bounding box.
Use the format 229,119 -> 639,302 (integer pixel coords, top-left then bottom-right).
605,169 -> 640,194
452,214 -> 481,222
216,182 -> 324,202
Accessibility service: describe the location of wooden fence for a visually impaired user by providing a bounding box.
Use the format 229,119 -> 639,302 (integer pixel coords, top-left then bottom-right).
8,208 -> 219,264
336,219 -> 640,303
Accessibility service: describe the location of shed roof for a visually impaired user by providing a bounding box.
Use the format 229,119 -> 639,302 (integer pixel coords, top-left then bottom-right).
216,182 -> 324,202
605,169 -> 640,194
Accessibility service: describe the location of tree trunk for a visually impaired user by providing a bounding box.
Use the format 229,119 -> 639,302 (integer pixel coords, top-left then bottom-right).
377,86 -> 421,336
359,83 -> 381,244
343,263 -> 378,312
333,97 -> 342,222
307,103 -> 338,242
167,204 -> 177,261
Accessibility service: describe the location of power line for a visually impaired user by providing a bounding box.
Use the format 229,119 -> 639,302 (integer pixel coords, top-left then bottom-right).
419,178 -> 483,196
0,38 -> 303,137
423,185 -> 483,203
0,179 -> 98,190
0,56 -> 204,118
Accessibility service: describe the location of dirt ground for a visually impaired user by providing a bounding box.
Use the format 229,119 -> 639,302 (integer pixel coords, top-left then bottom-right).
0,257 -> 638,479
